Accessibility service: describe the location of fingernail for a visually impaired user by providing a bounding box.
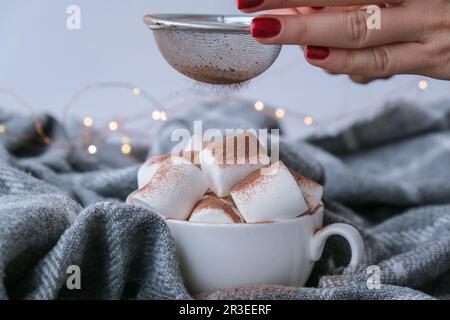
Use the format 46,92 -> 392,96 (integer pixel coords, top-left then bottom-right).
252,18 -> 282,38
311,7 -> 324,10
306,46 -> 330,60
237,0 -> 264,10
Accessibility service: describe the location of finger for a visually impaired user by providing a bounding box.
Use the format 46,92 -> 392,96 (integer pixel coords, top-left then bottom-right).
271,7 -> 321,15
237,0 -> 398,12
278,6 -> 364,15
350,75 -> 372,83
271,8 -> 299,15
349,75 -> 391,84
252,8 -> 420,48
295,7 -> 324,14
305,43 -> 428,78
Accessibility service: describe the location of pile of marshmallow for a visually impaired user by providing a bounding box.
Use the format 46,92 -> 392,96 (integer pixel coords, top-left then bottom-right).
127,133 -> 323,224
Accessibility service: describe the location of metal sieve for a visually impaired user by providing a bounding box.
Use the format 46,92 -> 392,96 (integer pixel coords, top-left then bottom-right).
144,14 -> 282,85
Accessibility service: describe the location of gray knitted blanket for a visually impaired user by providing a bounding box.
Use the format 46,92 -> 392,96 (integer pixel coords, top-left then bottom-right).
1,99 -> 450,300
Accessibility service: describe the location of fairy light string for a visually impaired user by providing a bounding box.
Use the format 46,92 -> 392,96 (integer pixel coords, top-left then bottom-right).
0,78 -> 431,156
0,89 -> 53,145
61,82 -> 168,155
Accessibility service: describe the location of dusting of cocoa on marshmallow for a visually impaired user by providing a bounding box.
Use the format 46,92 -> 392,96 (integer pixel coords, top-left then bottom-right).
233,162 -> 283,190
289,168 -> 310,185
288,167 -> 323,213
147,152 -> 202,169
177,150 -> 201,168
139,157 -> 194,195
231,170 -> 264,193
230,170 -> 269,201
203,190 -> 218,198
192,197 -> 244,223
144,154 -> 171,166
230,162 -> 285,202
310,204 -> 324,216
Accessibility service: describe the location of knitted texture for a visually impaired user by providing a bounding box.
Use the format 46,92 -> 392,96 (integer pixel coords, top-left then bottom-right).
1,99 -> 450,299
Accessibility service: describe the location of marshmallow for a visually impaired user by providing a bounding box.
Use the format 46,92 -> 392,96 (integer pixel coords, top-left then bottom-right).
290,169 -> 323,211
189,196 -> 244,224
177,150 -> 202,168
178,135 -> 212,167
128,156 -> 209,220
204,190 -> 219,197
137,154 -> 171,189
184,134 -> 210,153
230,161 -> 309,222
200,133 -> 270,197
138,151 -> 205,189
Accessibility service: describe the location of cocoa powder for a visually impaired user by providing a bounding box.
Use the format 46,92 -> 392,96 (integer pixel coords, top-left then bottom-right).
192,197 -> 243,223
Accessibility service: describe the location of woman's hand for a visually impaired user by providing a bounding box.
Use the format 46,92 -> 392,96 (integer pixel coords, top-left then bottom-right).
238,0 -> 450,83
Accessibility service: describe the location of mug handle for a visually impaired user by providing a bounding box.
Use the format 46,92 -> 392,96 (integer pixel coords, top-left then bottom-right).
309,223 -> 365,269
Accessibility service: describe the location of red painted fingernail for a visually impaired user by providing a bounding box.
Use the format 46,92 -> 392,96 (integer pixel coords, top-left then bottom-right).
237,0 -> 264,10
306,46 -> 330,60
252,18 -> 282,38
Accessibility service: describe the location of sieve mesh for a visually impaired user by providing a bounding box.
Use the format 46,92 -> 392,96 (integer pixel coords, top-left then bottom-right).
145,15 -> 282,85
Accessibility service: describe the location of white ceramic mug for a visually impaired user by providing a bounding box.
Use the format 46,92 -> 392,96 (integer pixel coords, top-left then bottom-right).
166,205 -> 365,294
